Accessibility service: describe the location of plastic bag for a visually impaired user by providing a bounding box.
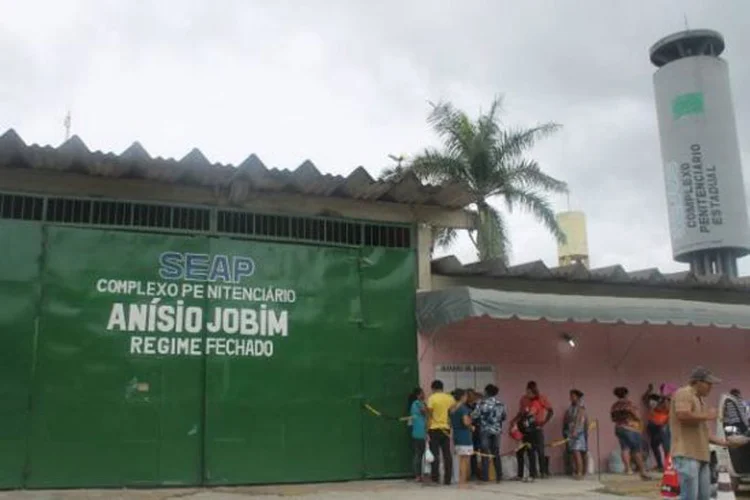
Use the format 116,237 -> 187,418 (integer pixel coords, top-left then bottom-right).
608,450 -> 625,473
424,448 -> 435,464
501,455 -> 517,479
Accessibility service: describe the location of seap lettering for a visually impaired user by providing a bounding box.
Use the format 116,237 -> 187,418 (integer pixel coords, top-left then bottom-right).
158,252 -> 255,283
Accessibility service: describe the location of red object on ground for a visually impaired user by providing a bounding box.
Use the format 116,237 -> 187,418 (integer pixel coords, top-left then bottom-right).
660,455 -> 680,499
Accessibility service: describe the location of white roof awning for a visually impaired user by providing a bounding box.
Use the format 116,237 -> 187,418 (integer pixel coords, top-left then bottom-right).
416,287 -> 750,332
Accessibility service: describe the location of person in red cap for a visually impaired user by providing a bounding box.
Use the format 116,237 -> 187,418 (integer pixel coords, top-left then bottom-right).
670,366 -> 741,500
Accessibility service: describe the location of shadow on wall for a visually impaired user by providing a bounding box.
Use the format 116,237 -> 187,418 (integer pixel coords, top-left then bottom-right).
417,317 -> 750,473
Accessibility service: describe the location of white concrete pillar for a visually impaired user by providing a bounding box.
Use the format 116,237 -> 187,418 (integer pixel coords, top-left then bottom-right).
417,223 -> 433,291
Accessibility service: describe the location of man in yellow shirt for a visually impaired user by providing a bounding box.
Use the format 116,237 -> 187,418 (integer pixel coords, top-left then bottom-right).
427,380 -> 456,485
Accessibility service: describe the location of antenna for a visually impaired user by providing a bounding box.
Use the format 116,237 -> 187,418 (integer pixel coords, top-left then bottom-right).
388,154 -> 405,168
684,14 -> 690,31
63,111 -> 72,141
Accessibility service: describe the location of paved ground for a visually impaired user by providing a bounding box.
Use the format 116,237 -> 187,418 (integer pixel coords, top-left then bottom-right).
0,477 -> 645,500
2,475 -> 748,500
600,473 -> 750,499
4,474 -> 746,499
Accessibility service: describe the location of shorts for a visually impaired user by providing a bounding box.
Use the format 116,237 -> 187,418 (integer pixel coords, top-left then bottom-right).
615,426 -> 642,452
455,445 -> 474,456
568,432 -> 587,452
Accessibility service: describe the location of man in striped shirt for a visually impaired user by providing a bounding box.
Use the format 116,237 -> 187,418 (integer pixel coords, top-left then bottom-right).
723,389 -> 749,436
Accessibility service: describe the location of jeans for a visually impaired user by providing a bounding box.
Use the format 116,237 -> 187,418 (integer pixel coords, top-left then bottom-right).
672,456 -> 711,500
428,430 -> 453,485
664,425 -> 672,454
479,431 -> 502,481
647,422 -> 669,470
412,438 -> 426,477
517,429 -> 545,478
615,426 -> 643,452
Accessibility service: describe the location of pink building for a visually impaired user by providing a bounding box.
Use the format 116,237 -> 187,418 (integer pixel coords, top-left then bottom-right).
418,257 -> 750,473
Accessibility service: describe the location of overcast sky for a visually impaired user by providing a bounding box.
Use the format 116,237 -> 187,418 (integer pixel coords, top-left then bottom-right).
2,0 -> 750,274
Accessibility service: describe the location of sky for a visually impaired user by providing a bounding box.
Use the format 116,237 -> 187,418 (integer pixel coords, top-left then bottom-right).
2,0 -> 750,274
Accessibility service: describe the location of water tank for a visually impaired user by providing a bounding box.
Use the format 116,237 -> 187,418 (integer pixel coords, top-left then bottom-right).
650,29 -> 750,277
556,211 -> 589,268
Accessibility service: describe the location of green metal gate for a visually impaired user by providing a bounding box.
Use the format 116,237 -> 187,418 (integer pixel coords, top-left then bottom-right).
0,216 -> 416,489
0,220 -> 40,489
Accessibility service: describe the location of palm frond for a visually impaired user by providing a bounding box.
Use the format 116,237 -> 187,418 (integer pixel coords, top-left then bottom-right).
502,187 -> 567,244
410,150 -> 475,188
403,96 -> 566,259
493,159 -> 568,195
475,201 -> 510,263
432,227 -> 459,250
493,123 -> 562,165
455,96 -> 505,191
427,101 -> 477,160
475,96 -> 503,144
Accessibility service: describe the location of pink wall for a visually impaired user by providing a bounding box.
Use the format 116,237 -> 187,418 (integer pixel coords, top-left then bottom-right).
418,317 -> 750,473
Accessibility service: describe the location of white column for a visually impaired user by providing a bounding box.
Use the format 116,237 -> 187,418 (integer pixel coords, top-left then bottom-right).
416,223 -> 433,291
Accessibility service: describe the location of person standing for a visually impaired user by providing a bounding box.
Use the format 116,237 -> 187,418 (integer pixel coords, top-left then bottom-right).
511,381 -> 553,479
610,386 -> 650,480
642,383 -> 671,472
450,389 -> 474,486
466,389 -> 482,481
563,389 -> 588,480
408,388 -> 427,482
515,405 -> 539,482
426,380 -> 456,485
723,388 -> 749,437
472,384 -> 507,482
671,367 -> 737,499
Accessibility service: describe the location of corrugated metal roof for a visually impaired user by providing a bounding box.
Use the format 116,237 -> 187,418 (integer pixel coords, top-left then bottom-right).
416,286 -> 750,331
0,129 -> 475,209
431,255 -> 750,291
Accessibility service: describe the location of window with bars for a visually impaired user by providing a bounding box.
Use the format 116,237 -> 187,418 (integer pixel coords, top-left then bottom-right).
0,192 -> 412,249
0,193 -> 44,220
45,198 -> 211,231
215,210 -> 411,248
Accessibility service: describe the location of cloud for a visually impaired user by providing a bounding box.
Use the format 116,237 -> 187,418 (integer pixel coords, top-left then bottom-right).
2,0 -> 750,274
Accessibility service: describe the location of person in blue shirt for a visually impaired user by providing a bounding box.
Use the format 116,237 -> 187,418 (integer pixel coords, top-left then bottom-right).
472,384 -> 507,482
451,389 -> 474,485
408,387 -> 427,481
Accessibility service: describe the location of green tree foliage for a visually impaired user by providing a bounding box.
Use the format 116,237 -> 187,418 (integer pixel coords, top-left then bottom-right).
381,97 -> 568,262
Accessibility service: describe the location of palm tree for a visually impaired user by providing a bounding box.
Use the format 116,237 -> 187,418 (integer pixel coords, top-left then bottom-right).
381,97 -> 568,263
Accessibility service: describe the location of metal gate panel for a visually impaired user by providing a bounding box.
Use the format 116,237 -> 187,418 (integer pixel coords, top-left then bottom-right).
7,222 -> 417,488
27,227 -> 205,488
203,239 -> 363,484
358,247 -> 417,478
0,220 -> 41,488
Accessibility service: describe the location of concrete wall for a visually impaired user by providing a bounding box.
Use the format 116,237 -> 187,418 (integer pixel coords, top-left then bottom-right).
418,316 -> 750,473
